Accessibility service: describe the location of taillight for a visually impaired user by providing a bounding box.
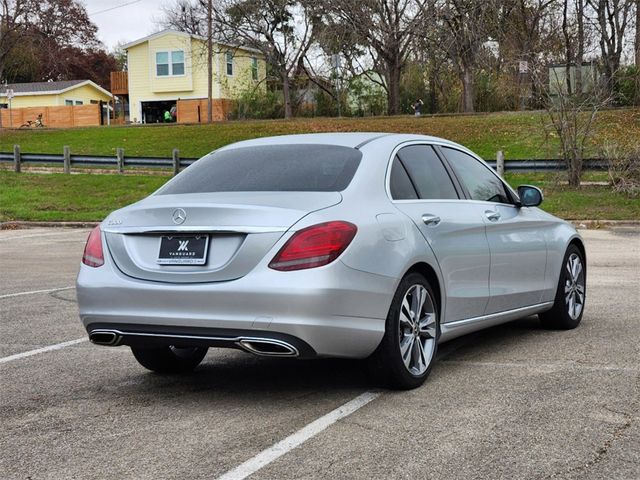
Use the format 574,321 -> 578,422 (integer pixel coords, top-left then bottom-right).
82,226 -> 104,267
269,221 -> 357,271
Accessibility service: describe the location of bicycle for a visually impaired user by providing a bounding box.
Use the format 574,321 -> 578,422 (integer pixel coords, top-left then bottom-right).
19,114 -> 45,128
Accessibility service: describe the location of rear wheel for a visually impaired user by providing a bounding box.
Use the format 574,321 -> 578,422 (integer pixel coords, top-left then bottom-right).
131,345 -> 208,373
539,244 -> 586,330
368,273 -> 439,390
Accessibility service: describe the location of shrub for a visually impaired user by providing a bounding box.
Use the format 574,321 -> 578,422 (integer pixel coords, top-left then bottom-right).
603,143 -> 640,198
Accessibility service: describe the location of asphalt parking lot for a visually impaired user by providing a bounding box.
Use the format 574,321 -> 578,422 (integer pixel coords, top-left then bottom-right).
1,227 -> 638,480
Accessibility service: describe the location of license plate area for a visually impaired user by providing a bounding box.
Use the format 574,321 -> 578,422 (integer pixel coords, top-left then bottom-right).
157,235 -> 209,265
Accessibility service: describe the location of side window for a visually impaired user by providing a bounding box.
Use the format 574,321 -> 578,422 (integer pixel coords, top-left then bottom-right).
396,145 -> 458,200
389,156 -> 418,200
226,52 -> 233,76
443,147 -> 512,204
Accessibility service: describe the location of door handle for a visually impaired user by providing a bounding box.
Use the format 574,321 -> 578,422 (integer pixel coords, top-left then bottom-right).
422,214 -> 441,226
485,210 -> 501,222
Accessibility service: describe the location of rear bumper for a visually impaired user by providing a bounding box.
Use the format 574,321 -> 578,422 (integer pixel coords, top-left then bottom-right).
77,257 -> 396,359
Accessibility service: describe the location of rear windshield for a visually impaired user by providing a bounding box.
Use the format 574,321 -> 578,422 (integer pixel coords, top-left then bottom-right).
157,144 -> 362,194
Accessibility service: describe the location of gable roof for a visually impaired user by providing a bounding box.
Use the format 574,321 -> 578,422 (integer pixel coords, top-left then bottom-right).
122,28 -> 262,54
0,80 -> 111,98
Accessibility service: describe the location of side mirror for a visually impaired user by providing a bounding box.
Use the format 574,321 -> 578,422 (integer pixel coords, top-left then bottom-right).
517,185 -> 543,207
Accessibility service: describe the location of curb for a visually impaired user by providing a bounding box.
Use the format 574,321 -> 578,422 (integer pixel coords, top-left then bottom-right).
570,220 -> 640,230
1,220 -> 638,231
0,221 -> 99,230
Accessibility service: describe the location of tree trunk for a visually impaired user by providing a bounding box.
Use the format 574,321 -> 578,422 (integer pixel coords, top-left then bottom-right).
575,0 -> 584,96
461,68 -> 475,113
562,0 -> 573,96
567,155 -> 582,187
634,0 -> 640,105
636,1 -> 640,67
282,74 -> 292,119
206,0 -> 213,124
428,70 -> 438,114
386,62 -> 401,115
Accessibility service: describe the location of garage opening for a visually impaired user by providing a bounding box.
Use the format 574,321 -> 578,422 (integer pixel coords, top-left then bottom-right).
141,100 -> 177,124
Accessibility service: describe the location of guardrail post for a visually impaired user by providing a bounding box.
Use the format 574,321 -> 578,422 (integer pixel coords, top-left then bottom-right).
172,148 -> 180,176
63,146 -> 71,174
116,148 -> 124,173
496,150 -> 505,178
13,145 -> 21,173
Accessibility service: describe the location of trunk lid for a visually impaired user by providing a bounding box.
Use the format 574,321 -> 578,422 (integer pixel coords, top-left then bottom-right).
103,192 -> 342,283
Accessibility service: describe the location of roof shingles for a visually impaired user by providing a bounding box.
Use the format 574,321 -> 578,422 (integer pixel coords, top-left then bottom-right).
0,80 -> 86,95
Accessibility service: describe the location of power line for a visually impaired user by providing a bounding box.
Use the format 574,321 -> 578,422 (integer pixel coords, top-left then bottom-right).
88,0 -> 144,17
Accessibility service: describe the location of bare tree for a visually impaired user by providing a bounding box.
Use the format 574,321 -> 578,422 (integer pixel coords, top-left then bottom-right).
0,0 -> 33,81
437,0 -> 498,113
322,0 -> 427,116
159,0 -> 207,35
587,0 -> 634,91
214,0 -> 318,119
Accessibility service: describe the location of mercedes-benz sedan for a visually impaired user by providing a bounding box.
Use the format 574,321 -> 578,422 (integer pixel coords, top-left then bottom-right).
77,133 -> 586,389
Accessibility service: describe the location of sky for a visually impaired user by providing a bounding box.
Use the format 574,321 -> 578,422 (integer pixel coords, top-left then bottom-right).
83,0 -> 166,50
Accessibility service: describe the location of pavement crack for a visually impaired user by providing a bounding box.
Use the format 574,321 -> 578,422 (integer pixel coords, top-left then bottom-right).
539,372 -> 639,479
48,290 -> 77,304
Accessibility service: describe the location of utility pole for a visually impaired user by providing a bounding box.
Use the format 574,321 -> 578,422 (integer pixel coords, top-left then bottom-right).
207,0 -> 213,123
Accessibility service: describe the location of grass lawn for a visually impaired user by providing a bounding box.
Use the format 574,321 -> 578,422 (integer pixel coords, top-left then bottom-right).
2,108 -> 639,160
0,171 -> 637,222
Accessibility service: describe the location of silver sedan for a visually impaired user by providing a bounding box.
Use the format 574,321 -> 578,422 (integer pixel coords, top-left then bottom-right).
77,133 -> 586,389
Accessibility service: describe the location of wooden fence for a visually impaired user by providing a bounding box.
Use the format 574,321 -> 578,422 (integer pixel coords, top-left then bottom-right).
0,104 -> 101,129
176,98 -> 234,123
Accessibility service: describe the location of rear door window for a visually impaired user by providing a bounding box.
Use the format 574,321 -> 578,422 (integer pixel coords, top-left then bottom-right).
392,145 -> 459,200
157,144 -> 362,194
389,156 -> 419,199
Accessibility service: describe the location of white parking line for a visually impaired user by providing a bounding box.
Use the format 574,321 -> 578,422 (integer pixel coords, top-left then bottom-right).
0,286 -> 75,299
216,391 -> 380,480
0,338 -> 87,365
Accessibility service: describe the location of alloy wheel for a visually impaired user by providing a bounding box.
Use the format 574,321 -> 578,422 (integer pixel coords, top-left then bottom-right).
398,284 -> 437,376
564,253 -> 585,320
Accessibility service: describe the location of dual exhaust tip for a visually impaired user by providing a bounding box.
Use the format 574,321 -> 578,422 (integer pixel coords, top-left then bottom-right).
89,330 -> 298,357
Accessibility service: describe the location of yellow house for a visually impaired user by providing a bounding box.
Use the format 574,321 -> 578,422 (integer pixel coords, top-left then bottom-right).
123,29 -> 266,123
0,80 -> 112,108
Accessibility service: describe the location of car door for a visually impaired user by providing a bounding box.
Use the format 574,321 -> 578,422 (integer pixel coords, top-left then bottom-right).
389,144 -> 491,323
440,146 -> 548,314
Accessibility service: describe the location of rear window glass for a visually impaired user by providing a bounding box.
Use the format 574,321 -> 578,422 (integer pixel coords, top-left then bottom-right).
157,144 -> 362,194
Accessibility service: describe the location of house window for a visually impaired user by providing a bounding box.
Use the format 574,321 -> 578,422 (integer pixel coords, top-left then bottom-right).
251,57 -> 258,81
156,52 -> 169,76
156,50 -> 185,76
172,50 -> 185,75
65,100 -> 74,106
75,100 -> 83,105
226,52 -> 233,76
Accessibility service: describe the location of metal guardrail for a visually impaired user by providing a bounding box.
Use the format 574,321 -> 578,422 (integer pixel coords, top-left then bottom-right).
0,150 -> 608,172
0,151 -> 198,169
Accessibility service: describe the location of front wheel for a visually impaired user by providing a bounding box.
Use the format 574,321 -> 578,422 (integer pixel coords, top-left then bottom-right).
131,345 -> 208,373
367,273 -> 439,390
539,244 -> 586,330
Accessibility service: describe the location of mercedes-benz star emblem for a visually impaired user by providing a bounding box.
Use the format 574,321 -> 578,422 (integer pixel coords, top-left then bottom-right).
172,208 -> 187,225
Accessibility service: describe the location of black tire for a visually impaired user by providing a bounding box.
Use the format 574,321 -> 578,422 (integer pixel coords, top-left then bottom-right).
539,244 -> 586,330
131,345 -> 208,373
367,272 -> 440,390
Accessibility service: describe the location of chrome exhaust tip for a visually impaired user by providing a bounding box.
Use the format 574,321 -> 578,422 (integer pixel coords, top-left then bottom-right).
237,338 -> 299,357
89,330 -> 122,346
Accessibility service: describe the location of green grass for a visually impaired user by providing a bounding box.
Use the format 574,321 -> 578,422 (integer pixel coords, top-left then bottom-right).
504,173 -> 640,220
2,108 -> 639,160
0,171 -> 166,222
1,170 -> 637,222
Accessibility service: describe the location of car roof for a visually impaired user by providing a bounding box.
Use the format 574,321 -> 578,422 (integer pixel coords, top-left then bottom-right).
217,132 -> 465,151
